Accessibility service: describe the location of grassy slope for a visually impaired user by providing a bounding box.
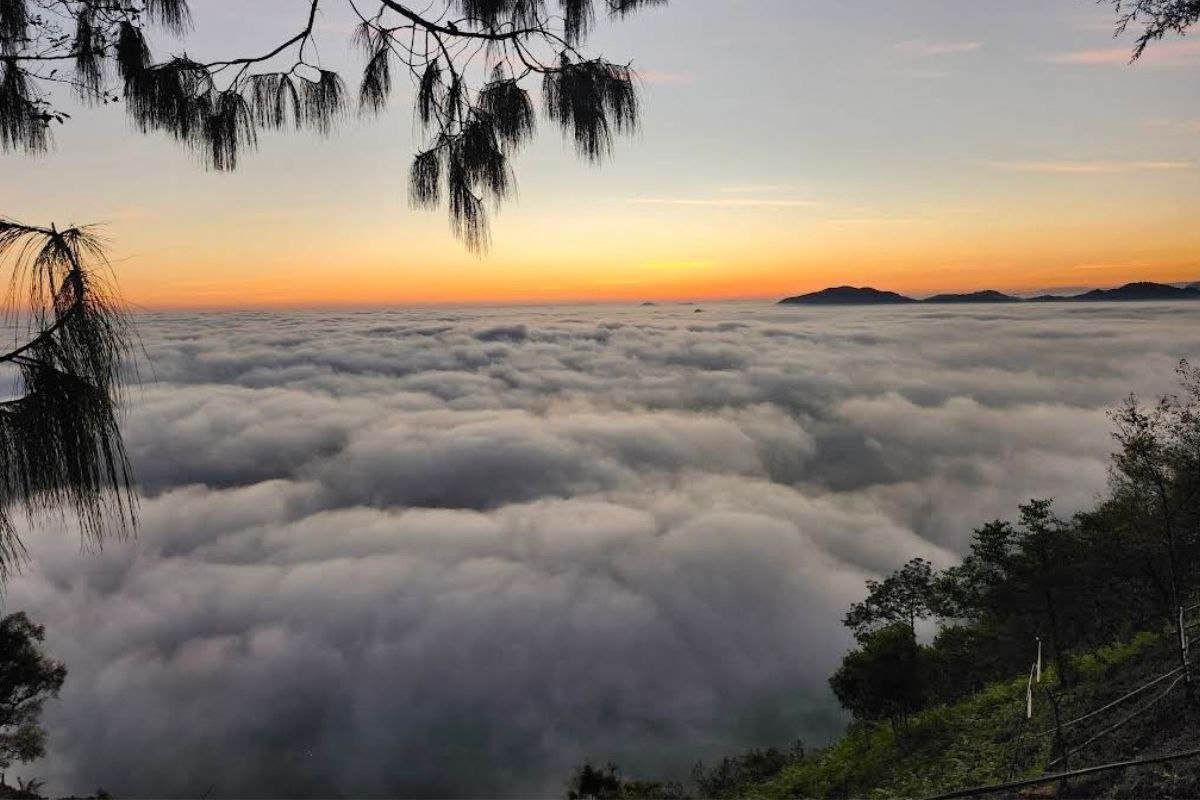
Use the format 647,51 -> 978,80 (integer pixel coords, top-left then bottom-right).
743,631 -> 1200,799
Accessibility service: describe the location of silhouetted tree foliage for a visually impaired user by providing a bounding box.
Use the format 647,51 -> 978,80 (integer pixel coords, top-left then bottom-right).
0,774 -> 46,798
939,500 -> 1083,687
922,623 -> 1005,704
0,0 -> 667,251
568,762 -> 623,800
832,361 -> 1200,717
829,623 -> 928,734
0,612 -> 66,772
566,761 -> 688,800
843,557 -> 938,641
691,742 -> 805,799
1108,360 -> 1200,619
1109,0 -> 1200,59
0,220 -> 133,579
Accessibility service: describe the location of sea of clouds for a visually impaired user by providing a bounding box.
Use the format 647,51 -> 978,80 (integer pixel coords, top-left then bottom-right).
5,301 -> 1200,797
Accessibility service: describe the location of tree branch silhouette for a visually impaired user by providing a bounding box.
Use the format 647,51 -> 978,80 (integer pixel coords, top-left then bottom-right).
0,0 -> 666,574
0,220 -> 134,580
1108,0 -> 1200,60
0,0 -> 668,251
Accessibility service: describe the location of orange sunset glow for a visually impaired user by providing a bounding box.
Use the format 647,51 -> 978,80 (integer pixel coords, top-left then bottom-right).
119,195 -> 1198,307
2,0 -> 1196,308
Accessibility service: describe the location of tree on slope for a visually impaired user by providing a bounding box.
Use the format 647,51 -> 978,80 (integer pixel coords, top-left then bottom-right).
829,623 -> 927,735
936,501 -> 1082,687
843,557 -> 939,642
0,612 -> 67,775
1108,359 -> 1200,689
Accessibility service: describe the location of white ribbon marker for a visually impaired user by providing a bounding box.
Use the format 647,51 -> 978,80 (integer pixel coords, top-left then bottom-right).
1027,662 -> 1036,719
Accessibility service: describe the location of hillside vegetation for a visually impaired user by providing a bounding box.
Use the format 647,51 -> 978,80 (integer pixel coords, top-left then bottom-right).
746,631 -> 1200,798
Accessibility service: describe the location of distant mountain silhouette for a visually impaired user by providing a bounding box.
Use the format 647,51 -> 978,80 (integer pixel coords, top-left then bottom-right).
924,290 -> 1019,304
1073,282 -> 1200,301
780,282 -> 1200,306
779,286 -> 919,305
1033,282 -> 1200,303
1188,281 -> 1200,291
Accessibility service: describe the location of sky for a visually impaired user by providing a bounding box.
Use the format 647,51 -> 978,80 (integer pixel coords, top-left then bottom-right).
8,301 -> 1200,796
1,0 -> 1198,307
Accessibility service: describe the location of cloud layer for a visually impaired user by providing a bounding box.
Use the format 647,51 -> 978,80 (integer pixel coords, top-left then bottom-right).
6,302 -> 1200,797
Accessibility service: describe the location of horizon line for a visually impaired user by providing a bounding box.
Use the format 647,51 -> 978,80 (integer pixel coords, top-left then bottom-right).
109,276 -> 1200,313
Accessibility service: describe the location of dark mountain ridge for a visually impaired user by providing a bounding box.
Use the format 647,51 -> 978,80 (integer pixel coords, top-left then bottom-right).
780,281 -> 1200,305
778,286 -> 918,305
1033,281 -> 1200,303
924,290 -> 1019,304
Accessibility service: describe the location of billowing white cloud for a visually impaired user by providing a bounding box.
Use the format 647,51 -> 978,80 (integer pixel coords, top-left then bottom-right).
6,301 -> 1200,797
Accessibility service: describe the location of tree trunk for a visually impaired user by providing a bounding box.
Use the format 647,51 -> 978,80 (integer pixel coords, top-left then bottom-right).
1043,586 -> 1071,687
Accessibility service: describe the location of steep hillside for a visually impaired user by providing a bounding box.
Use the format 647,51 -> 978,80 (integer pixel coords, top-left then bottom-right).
742,631 -> 1200,799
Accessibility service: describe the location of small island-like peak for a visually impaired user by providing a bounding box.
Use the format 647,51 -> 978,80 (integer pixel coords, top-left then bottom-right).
778,286 -> 918,305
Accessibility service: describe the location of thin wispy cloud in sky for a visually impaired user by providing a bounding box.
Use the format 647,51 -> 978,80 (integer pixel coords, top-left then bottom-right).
824,217 -> 921,226
1045,41 -> 1200,66
631,197 -> 822,209
1066,12 -> 1123,34
900,68 -> 950,80
1141,119 -> 1200,134
1072,262 -> 1149,271
716,184 -> 794,194
988,160 -> 1196,174
895,39 -> 982,57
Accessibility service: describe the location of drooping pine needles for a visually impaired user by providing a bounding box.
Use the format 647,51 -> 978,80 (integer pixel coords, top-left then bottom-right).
0,0 -> 671,252
0,220 -> 134,581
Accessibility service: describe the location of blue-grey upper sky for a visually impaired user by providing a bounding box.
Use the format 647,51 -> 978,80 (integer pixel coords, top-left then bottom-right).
1,0 -> 1197,305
